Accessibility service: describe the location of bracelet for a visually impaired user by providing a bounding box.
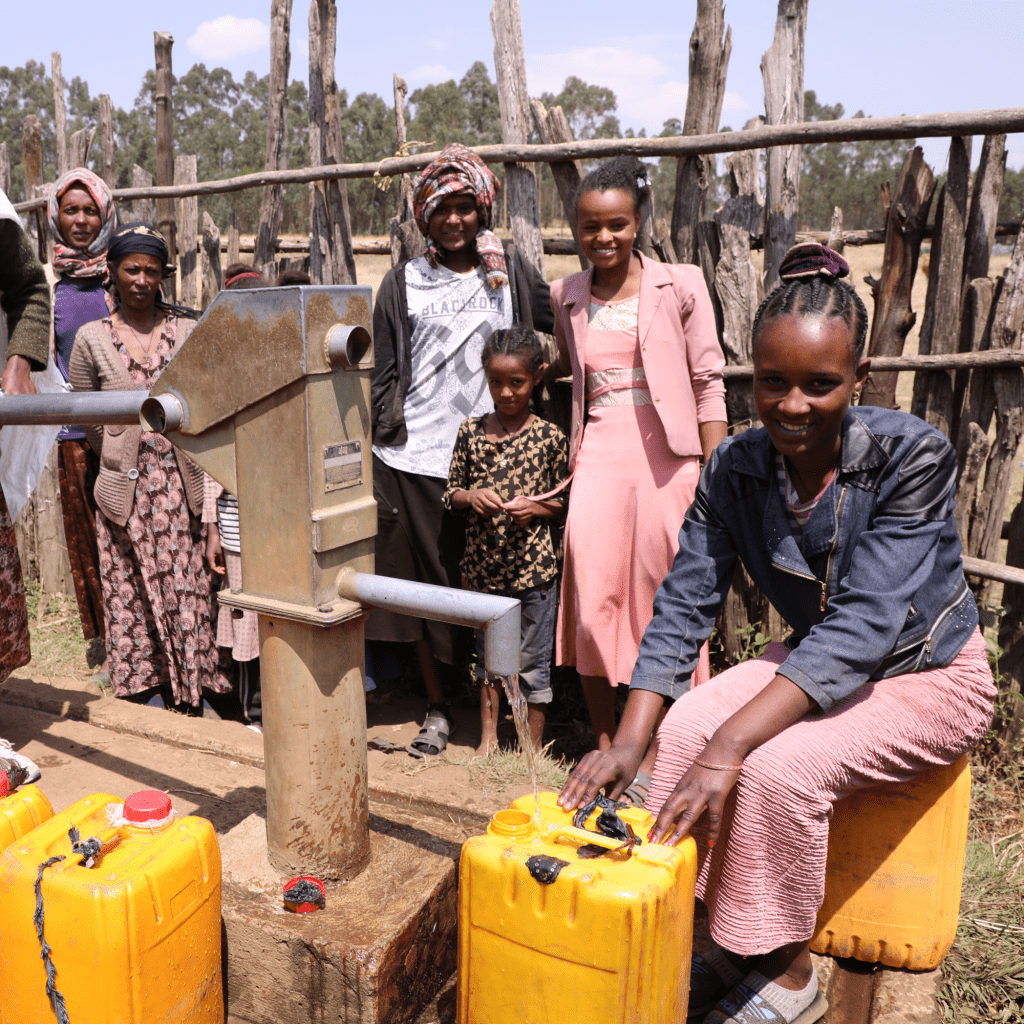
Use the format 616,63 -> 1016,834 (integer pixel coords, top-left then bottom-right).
694,758 -> 743,772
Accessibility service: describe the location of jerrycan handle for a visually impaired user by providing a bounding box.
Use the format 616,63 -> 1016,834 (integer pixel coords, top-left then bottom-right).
548,824 -> 639,854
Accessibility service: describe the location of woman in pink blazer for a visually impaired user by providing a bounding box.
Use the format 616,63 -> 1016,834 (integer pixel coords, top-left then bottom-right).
547,157 -> 727,801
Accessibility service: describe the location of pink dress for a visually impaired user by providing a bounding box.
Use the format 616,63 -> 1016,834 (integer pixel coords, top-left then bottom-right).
557,295 -> 711,686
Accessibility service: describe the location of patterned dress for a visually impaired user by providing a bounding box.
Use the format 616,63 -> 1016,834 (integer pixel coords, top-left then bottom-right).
93,318 -> 229,705
0,487 -> 31,684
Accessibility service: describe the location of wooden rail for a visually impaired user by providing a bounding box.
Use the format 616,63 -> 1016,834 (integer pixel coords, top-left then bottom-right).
13,107 -> 1024,213
722,350 -> 1024,378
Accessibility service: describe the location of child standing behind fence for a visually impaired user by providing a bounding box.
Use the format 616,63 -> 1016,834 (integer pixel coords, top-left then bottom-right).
444,327 -> 568,757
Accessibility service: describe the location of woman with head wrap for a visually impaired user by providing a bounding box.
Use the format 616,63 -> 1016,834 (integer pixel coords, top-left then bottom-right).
68,223 -> 230,712
368,142 -> 553,756
47,168 -> 117,657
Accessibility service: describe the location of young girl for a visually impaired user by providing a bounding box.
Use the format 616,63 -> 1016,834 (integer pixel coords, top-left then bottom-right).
444,326 -> 568,756
546,156 -> 728,799
559,243 -> 995,1024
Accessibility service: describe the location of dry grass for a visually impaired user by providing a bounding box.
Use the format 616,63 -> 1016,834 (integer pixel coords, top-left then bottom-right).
24,581 -> 92,681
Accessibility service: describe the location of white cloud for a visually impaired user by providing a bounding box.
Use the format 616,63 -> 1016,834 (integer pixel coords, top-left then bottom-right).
722,92 -> 752,113
528,47 -> 694,136
187,17 -> 268,61
408,64 -> 453,84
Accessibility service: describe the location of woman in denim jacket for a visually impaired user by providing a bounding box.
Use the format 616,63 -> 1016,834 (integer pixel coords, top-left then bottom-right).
559,244 -> 996,1024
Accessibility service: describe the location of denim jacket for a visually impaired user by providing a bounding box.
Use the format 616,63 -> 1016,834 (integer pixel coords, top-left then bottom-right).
632,405 -> 978,711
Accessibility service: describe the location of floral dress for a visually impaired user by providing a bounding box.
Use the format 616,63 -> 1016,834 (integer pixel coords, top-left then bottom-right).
93,317 -> 229,705
0,487 -> 31,684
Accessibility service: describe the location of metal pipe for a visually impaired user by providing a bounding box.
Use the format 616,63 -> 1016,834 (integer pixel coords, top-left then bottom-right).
0,390 -> 146,426
336,569 -> 521,678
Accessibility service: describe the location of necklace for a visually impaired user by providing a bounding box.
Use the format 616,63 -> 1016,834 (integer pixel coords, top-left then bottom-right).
119,313 -> 159,362
491,412 -> 530,471
494,411 -> 530,440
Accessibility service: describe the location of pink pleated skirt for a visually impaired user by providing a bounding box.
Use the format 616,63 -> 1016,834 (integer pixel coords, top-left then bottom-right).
647,629 -> 996,955
557,402 -> 709,686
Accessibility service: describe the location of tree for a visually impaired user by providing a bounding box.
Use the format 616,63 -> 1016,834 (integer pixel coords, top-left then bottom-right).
800,90 -> 913,230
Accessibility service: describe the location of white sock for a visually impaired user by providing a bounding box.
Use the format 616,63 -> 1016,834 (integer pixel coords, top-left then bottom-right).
745,969 -> 819,1020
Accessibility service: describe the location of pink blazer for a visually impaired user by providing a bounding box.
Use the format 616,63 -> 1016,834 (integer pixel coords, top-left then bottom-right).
551,252 -> 727,471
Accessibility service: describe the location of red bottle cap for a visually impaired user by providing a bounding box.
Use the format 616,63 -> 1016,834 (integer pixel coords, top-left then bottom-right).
123,790 -> 173,823
0,770 -> 9,798
283,875 -> 326,913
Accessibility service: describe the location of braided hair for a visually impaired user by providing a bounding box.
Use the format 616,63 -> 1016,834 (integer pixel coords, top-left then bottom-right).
575,155 -> 652,222
752,243 -> 869,358
481,325 -> 545,376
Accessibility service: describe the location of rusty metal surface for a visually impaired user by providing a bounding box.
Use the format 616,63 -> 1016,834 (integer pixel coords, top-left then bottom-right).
259,614 -> 371,880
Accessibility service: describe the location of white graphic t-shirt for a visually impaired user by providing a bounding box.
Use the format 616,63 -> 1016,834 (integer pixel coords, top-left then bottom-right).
373,257 -> 512,479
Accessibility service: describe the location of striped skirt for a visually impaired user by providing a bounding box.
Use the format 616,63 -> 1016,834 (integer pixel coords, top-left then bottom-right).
647,629 -> 996,955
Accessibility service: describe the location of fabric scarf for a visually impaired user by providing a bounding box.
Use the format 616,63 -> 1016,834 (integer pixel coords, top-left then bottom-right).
412,142 -> 507,290
48,168 -> 116,279
106,222 -> 171,272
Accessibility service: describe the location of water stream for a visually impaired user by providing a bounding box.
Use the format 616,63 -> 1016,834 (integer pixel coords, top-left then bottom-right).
500,674 -> 540,823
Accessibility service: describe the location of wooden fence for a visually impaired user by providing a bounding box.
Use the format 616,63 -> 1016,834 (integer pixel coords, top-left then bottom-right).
6,0 -> 1024,740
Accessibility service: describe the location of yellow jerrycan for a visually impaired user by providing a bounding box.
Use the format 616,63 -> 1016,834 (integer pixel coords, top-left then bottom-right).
0,776 -> 53,853
811,755 -> 971,969
458,791 -> 698,1024
0,789 -> 223,1023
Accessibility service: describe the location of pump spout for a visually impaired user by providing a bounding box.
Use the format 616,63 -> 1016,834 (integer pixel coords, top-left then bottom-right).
336,569 -> 521,678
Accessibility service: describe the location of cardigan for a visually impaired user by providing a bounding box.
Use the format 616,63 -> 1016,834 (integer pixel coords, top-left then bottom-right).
370,245 -> 554,447
550,253 -> 727,471
68,316 -> 204,527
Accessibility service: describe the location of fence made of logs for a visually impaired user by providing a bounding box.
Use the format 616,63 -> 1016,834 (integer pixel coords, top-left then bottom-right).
3,0 -> 1024,741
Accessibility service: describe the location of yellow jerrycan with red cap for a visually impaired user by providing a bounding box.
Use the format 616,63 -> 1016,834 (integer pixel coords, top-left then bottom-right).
0,767 -> 53,854
0,789 -> 222,1023
458,791 -> 698,1024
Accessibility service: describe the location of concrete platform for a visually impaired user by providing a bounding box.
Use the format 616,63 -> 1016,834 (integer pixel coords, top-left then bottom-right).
219,808 -> 469,1024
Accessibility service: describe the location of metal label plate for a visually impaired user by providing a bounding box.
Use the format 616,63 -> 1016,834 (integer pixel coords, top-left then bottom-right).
324,440 -> 362,492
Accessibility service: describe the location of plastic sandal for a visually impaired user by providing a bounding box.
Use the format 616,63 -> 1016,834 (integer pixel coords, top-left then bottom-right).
407,704 -> 455,758
705,970 -> 827,1024
620,770 -> 652,808
688,947 -> 747,1017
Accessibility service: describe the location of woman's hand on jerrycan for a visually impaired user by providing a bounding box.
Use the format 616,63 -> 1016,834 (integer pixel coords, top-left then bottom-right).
557,746 -> 642,810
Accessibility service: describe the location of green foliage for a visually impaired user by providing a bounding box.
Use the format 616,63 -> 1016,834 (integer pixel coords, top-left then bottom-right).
1000,166 -> 1024,225
733,622 -> 772,662
799,90 -> 914,231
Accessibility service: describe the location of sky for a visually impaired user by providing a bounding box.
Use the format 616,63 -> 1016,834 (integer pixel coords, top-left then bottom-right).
2,0 -> 1022,170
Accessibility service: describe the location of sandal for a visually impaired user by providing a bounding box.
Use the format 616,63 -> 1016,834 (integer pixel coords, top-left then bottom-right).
407,704 -> 455,758
620,770 -> 652,808
705,970 -> 827,1024
687,945 -> 747,1017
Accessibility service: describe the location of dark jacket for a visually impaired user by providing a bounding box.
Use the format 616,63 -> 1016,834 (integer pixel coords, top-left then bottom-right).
631,405 -> 978,711
0,219 -> 50,370
371,246 -> 554,447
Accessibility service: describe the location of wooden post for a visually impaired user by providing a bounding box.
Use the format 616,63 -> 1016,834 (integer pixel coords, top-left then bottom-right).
713,126 -> 765,428
998,482 -> 1024,744
201,211 -> 222,309
859,148 -> 936,409
131,165 -> 155,225
392,73 -> 415,223
98,95 -> 116,187
154,31 -> 177,298
953,278 -> 998,475
51,52 -> 68,178
68,127 -> 96,170
388,74 -> 424,267
174,154 -> 199,308
254,0 -> 292,268
307,0 -> 356,285
911,135 -> 972,436
963,134 -> 1007,283
965,225 -> 1024,586
22,115 -> 45,261
672,0 -> 731,266
760,0 -> 807,292
491,0 -> 544,274
827,206 -> 845,254
227,209 -> 241,267
530,98 -> 587,270
0,142 -> 9,198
